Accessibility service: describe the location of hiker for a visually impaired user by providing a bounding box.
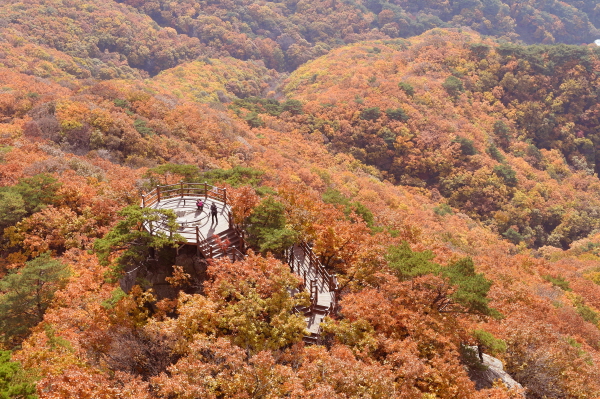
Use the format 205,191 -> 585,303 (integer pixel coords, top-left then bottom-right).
211,202 -> 218,224
196,199 -> 204,212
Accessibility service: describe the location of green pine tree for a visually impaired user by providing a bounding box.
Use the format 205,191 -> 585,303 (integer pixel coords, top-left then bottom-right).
0,253 -> 70,346
0,351 -> 37,399
246,197 -> 297,255
94,206 -> 184,278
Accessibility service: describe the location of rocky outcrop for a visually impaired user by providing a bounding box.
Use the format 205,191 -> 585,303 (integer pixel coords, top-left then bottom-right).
468,349 -> 525,396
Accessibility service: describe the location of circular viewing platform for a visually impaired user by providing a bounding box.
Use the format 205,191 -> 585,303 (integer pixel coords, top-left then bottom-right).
141,183 -> 234,247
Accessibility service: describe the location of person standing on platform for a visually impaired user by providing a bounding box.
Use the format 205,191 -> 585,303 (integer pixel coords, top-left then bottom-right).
196,199 -> 204,212
211,203 -> 218,224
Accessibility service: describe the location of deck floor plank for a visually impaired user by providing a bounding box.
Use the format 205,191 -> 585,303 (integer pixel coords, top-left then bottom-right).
147,196 -> 232,244
291,245 -> 337,336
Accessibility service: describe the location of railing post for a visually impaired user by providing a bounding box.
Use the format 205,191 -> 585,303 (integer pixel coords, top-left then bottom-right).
332,291 -> 337,313
240,230 -> 245,253
180,180 -> 184,198
303,270 -> 307,290
156,185 -> 161,203
204,182 -> 208,200
228,211 -> 233,229
223,188 -> 227,206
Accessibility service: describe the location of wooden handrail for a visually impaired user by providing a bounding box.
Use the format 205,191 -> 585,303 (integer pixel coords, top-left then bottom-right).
299,242 -> 339,292
141,182 -> 228,206
139,182 -> 242,261
310,279 -> 318,310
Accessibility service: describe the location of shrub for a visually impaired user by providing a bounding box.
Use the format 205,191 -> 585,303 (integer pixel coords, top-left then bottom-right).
113,98 -> 129,109
493,164 -> 518,187
385,107 -> 409,121
359,107 -> 381,121
453,136 -> 477,156
282,99 -> 303,115
542,274 -> 571,291
244,112 -> 264,128
433,203 -> 453,216
398,81 -> 414,96
134,119 -> 154,136
577,304 -> 599,325
245,197 -> 297,255
442,76 -> 464,96
486,143 -> 505,162
472,329 -> 507,355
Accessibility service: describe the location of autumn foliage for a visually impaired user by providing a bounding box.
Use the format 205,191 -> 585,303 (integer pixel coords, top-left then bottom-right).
1,0 -> 600,397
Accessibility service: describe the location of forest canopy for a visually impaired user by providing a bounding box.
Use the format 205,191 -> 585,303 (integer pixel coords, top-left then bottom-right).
1,0 -> 600,398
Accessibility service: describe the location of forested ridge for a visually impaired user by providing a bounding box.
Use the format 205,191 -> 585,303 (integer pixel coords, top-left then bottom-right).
1,0 -> 600,398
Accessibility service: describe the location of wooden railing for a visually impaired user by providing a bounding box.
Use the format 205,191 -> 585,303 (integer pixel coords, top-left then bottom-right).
299,242 -> 339,293
141,182 -> 227,208
139,182 -> 245,261
226,246 -> 246,262
195,226 -> 213,258
140,183 -> 233,245
288,243 -> 339,316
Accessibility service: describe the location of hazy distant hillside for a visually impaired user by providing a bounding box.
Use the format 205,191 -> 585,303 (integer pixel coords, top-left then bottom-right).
2,0 -> 599,78
277,30 -> 600,249
117,0 -> 600,71
0,0 -> 205,76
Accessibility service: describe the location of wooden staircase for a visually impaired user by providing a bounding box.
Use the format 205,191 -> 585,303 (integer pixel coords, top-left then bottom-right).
196,227 -> 245,262
195,233 -> 337,344
287,243 -> 339,344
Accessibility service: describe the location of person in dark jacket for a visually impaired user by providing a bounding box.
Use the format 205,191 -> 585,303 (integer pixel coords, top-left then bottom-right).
211,203 -> 218,224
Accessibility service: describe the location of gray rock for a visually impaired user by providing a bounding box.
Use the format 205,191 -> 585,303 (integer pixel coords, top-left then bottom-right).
481,353 -> 524,393
467,347 -> 525,396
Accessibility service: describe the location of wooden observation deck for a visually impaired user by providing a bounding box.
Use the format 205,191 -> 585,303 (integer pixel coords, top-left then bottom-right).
140,182 -> 245,260
140,183 -> 339,343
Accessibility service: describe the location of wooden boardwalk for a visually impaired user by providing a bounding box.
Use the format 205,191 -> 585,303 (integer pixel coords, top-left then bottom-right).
140,183 -> 338,342
288,243 -> 339,343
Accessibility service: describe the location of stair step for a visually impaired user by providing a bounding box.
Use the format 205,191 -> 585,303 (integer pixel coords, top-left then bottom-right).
205,234 -> 240,246
208,237 -> 240,245
207,236 -> 236,245
302,335 -> 319,344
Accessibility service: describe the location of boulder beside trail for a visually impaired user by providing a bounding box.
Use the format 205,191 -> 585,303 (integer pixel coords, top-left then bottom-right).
468,349 -> 525,396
